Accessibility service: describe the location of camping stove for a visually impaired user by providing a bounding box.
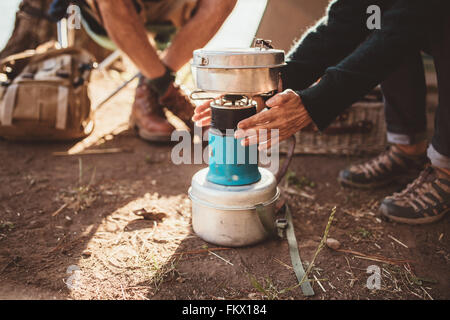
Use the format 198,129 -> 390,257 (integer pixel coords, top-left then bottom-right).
188,40 -> 286,247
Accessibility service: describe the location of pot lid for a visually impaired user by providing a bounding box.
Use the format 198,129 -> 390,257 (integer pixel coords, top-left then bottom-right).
189,168 -> 278,210
192,47 -> 285,69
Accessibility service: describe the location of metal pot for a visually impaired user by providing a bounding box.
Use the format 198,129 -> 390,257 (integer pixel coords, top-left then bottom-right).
191,47 -> 285,95
189,167 -> 279,247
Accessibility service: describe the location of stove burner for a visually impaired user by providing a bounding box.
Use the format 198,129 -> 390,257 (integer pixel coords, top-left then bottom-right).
215,95 -> 255,108
223,94 -> 244,104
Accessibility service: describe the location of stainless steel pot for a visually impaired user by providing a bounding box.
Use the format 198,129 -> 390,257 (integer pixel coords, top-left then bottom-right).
191,47 -> 285,95
189,167 -> 279,247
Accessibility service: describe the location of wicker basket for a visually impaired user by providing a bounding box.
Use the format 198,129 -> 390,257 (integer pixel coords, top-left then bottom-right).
282,100 -> 387,156
281,96 -> 437,156
281,62 -> 440,156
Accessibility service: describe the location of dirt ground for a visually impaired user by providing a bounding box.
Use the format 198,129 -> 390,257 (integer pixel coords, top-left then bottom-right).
0,70 -> 449,300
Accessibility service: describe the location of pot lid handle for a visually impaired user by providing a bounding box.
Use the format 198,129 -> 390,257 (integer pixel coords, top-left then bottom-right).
253,38 -> 274,50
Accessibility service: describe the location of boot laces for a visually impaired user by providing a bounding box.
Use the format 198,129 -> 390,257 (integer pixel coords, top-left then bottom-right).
391,166 -> 438,210
355,147 -> 398,177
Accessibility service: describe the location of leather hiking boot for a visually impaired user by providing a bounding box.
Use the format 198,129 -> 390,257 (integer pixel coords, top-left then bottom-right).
159,82 -> 195,129
338,145 -> 428,189
130,82 -> 175,142
379,166 -> 450,224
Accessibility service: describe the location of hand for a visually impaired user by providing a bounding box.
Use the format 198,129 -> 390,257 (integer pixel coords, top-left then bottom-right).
192,96 -> 266,127
235,89 -> 313,150
192,99 -> 212,127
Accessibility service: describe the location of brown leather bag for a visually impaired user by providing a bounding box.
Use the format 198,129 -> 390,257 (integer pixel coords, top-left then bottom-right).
0,46 -> 94,140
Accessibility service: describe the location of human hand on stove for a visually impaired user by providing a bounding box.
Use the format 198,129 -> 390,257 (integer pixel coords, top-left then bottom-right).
235,89 -> 314,150
191,96 -> 266,127
192,100 -> 213,127
192,89 -> 314,150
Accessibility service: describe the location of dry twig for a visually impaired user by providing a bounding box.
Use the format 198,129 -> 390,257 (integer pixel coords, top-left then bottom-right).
53,148 -> 132,156
388,235 -> 409,248
209,250 -> 234,266
334,248 -> 412,266
51,203 -> 68,217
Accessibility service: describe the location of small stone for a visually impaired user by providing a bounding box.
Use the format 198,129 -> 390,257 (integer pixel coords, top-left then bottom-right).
176,277 -> 186,283
326,238 -> 341,250
248,293 -> 258,300
81,250 -> 92,257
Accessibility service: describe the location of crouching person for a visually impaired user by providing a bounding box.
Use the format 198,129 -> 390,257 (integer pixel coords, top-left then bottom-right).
193,0 -> 449,225
83,0 -> 236,141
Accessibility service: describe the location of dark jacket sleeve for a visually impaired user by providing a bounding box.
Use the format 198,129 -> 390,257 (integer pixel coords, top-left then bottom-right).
282,0 -> 373,91
297,0 -> 445,130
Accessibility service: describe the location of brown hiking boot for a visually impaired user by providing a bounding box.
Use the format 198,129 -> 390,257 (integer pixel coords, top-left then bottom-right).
130,82 -> 175,142
338,145 -> 428,189
159,82 -> 195,129
379,166 -> 450,224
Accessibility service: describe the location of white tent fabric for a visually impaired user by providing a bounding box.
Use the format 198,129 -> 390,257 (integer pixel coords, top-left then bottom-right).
205,0 -> 268,49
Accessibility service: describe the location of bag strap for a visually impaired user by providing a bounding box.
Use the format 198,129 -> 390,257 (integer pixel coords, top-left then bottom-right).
284,205 -> 315,296
256,203 -> 315,297
0,84 -> 19,126
56,85 -> 69,129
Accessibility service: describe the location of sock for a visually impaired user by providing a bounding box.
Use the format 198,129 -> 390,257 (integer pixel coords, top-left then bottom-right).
395,141 -> 428,156
143,66 -> 176,96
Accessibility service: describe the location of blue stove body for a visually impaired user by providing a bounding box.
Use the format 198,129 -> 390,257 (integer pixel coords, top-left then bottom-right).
206,129 -> 261,186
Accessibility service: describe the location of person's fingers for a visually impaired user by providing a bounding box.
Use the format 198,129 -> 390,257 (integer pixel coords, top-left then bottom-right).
193,100 -> 212,116
258,133 -> 284,151
236,105 -> 301,139
239,128 -> 279,146
258,139 -> 271,151
240,134 -> 258,147
235,128 -> 258,142
236,109 -> 276,131
253,96 -> 265,113
235,121 -> 279,139
192,108 -> 211,121
296,112 -> 314,131
241,133 -> 272,147
265,89 -> 295,107
195,116 -> 211,127
258,137 -> 278,151
234,128 -> 245,139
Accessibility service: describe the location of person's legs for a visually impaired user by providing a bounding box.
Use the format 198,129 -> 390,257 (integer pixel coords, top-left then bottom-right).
93,0 -> 236,76
427,20 -> 450,170
160,0 -> 237,72
96,0 -> 167,79
338,54 -> 428,189
379,22 -> 450,224
148,0 -> 237,127
382,53 -> 428,148
94,0 -> 174,140
95,0 -> 236,140
129,74 -> 176,141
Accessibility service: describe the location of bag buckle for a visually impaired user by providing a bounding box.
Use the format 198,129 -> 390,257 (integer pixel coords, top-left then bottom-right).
276,218 -> 288,238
